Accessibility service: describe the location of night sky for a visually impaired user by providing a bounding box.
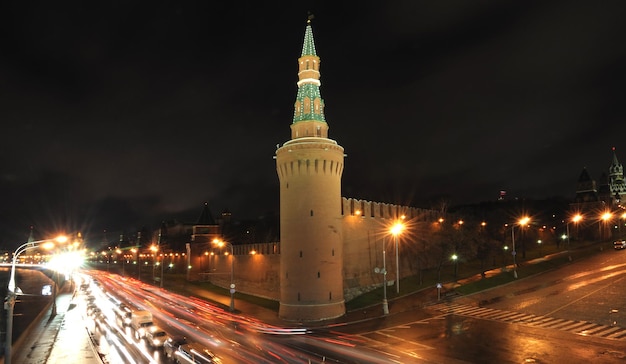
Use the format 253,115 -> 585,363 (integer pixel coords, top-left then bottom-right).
2,1 -> 626,246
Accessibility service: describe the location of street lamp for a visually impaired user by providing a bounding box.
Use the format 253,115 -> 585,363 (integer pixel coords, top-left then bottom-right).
150,245 -> 158,282
511,217 -> 530,279
5,235 -> 67,364
601,211 -> 612,241
537,240 -> 542,255
618,212 -> 626,237
160,252 -> 165,288
390,219 -> 405,294
451,254 -> 458,279
213,239 -> 235,311
116,249 -> 125,276
566,214 -> 583,261
502,245 -> 509,271
130,248 -> 138,279
374,244 -> 389,315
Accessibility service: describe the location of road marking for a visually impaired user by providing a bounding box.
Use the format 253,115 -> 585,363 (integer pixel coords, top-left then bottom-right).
427,302 -> 626,341
544,274 -> 626,316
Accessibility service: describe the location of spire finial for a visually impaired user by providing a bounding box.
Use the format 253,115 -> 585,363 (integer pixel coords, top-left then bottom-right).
307,12 -> 314,24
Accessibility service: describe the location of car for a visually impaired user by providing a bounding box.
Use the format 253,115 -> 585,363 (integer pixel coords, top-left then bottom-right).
163,336 -> 187,357
164,336 -> 187,359
614,240 -> 626,250
173,343 -> 221,364
87,305 -> 101,317
93,312 -> 107,330
85,303 -> 98,315
145,326 -> 169,348
79,283 -> 91,294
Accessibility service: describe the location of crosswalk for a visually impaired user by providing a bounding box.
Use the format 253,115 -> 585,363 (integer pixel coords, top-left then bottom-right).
427,302 -> 626,340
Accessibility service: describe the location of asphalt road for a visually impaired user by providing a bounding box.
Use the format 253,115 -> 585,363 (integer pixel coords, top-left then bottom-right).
326,247 -> 626,363
5,246 -> 626,363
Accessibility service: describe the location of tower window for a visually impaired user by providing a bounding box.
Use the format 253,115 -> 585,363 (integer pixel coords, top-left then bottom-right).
329,291 -> 332,301
299,251 -> 303,258
310,210 -> 314,216
317,271 -> 320,278
298,292 -> 301,301
332,248 -> 334,256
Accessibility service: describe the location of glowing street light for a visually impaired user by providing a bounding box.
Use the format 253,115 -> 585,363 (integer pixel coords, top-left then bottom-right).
451,254 -> 458,279
150,245 -> 158,282
511,217 -> 530,279
115,249 -> 125,276
566,214 -> 583,261
213,238 -> 235,311
5,235 -> 67,364
601,211 -> 612,240
390,218 -> 405,294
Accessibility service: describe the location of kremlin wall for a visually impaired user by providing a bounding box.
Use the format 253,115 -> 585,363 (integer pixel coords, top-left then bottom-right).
190,198 -> 439,308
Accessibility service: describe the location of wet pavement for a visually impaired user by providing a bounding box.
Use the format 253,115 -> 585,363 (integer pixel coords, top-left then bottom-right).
4,249 -> 576,363
8,287 -> 101,364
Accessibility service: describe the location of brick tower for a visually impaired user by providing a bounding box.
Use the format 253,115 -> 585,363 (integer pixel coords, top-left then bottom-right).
275,19 -> 345,321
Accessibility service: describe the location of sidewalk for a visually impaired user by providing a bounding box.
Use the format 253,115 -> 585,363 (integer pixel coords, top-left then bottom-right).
9,288 -> 102,364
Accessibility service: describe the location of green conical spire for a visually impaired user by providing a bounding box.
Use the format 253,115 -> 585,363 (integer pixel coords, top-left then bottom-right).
301,21 -> 317,57
292,20 -> 326,126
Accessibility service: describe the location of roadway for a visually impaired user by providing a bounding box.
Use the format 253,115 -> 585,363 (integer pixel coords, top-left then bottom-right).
327,245 -> 626,363
4,244 -> 626,363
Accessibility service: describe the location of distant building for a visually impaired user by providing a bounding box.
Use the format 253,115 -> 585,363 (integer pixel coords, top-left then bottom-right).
573,147 -> 626,210
191,202 -> 221,245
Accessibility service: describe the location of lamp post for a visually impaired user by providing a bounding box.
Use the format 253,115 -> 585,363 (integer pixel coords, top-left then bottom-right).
601,211 -> 612,242
130,248 -> 138,280
213,239 -> 235,311
160,252 -> 165,288
116,249 -> 125,276
137,253 -> 141,280
374,244 -> 389,315
382,247 -> 389,314
150,245 -> 158,282
510,225 -> 517,279
502,245 -> 509,271
451,254 -> 458,279
5,236 -> 66,364
101,251 -> 109,272
511,217 -> 530,279
390,220 -> 405,294
566,214 -> 582,261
